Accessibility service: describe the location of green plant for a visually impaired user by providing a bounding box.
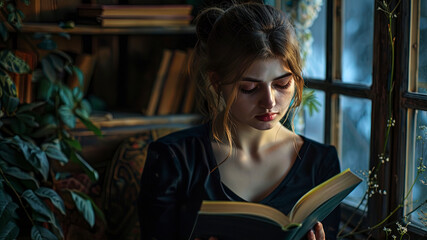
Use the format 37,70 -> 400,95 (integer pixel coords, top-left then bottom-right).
0,1 -> 104,239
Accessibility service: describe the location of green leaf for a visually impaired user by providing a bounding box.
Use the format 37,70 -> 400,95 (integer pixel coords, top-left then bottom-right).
69,190 -> 95,227
0,199 -> 19,227
80,99 -> 92,114
77,115 -> 102,137
31,225 -> 58,240
59,86 -> 74,107
70,152 -> 98,181
16,113 -> 39,128
71,191 -> 106,225
10,136 -> 49,180
31,212 -> 64,239
0,144 -> 21,167
58,105 -> 76,128
22,189 -> 53,218
21,0 -> 31,6
42,143 -> 68,164
0,22 -> 9,42
0,189 -> 13,218
51,50 -> 72,65
64,138 -> 82,151
72,66 -> 84,87
47,54 -> 64,72
31,124 -> 57,138
9,117 -> 28,135
30,149 -> 49,181
72,86 -> 84,101
4,166 -> 39,190
36,78 -> 53,100
0,50 -> 30,74
17,101 -> 45,113
6,178 -> 25,195
41,57 -> 57,82
0,221 -> 19,240
35,187 -> 65,215
0,70 -> 17,98
3,94 -> 20,113
37,39 -> 57,50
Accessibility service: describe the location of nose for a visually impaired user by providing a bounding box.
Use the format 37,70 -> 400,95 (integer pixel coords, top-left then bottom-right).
259,85 -> 276,109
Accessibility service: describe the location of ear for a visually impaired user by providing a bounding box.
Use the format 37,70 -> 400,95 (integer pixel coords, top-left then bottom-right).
208,71 -> 220,93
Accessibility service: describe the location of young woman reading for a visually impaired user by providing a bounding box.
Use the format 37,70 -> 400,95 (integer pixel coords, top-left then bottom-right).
138,2 -> 340,240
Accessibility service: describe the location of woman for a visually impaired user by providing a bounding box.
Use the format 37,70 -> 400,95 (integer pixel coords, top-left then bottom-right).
138,2 -> 340,240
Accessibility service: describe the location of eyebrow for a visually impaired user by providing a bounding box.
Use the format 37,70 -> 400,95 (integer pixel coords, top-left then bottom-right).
241,72 -> 292,82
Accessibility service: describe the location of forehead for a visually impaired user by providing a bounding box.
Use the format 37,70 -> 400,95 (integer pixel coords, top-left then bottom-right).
243,58 -> 289,80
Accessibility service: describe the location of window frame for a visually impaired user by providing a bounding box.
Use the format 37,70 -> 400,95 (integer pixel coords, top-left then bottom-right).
303,0 -> 427,238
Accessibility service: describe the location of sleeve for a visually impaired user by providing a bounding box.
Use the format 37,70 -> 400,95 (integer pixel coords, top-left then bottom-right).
317,146 -> 341,240
137,141 -> 183,240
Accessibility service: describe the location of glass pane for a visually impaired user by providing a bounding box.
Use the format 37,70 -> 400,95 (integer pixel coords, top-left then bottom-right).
407,110 -> 427,230
417,1 -> 427,93
339,95 -> 371,206
303,0 -> 326,80
342,0 -> 374,85
296,89 -> 325,143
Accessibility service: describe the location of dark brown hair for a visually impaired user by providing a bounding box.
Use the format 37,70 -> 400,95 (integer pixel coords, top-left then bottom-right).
189,2 -> 303,163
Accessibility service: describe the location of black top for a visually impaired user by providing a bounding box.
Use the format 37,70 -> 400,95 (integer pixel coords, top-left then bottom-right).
138,123 -> 341,240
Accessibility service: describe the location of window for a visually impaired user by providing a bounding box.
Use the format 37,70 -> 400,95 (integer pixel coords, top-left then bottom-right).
290,0 -> 427,237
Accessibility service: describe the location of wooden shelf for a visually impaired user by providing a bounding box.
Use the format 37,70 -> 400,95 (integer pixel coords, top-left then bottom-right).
73,113 -> 202,136
18,22 -> 196,35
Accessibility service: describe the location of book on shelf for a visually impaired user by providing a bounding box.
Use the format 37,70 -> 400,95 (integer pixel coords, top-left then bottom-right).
178,48 -> 196,114
11,50 -> 37,104
77,4 -> 193,18
146,49 -> 173,116
190,169 -> 362,240
170,49 -> 193,114
95,15 -> 193,28
156,50 -> 188,115
17,0 -> 80,22
67,53 -> 97,95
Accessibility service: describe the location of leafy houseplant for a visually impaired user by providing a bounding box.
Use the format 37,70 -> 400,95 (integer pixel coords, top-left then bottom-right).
0,1 -> 104,239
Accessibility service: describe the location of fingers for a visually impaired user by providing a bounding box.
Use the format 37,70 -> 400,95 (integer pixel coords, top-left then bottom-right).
314,222 -> 325,240
307,222 -> 325,240
307,229 -> 316,240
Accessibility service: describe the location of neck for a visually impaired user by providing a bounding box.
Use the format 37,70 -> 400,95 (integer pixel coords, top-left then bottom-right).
213,115 -> 291,155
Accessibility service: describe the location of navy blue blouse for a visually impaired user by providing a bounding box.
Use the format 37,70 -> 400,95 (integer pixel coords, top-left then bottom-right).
138,123 -> 341,240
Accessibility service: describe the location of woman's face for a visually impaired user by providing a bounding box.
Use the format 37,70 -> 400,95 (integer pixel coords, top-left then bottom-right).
221,58 -> 295,130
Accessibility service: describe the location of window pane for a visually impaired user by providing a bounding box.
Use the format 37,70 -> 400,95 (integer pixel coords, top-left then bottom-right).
296,89 -> 325,143
342,0 -> 374,85
339,95 -> 371,206
407,110 -> 427,230
417,1 -> 427,93
303,0 -> 326,80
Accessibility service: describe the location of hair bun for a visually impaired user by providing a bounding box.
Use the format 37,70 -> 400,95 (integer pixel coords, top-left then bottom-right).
195,7 -> 225,42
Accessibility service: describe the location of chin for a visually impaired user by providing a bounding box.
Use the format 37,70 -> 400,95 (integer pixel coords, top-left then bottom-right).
250,121 -> 279,131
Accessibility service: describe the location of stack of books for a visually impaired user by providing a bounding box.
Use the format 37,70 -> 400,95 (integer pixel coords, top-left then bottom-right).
77,4 -> 193,27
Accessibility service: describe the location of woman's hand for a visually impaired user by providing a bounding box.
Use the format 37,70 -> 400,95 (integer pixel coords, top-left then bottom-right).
307,222 -> 325,240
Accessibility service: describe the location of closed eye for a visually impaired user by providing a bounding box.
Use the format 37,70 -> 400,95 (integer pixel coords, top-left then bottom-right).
240,86 -> 258,94
274,77 -> 292,90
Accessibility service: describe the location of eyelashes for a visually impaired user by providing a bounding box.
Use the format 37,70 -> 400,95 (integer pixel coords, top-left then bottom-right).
239,79 -> 292,94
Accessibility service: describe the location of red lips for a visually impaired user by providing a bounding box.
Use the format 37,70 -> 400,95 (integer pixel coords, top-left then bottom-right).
255,113 -> 277,121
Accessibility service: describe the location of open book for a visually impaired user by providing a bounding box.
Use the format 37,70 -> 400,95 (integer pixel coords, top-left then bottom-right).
189,169 -> 362,240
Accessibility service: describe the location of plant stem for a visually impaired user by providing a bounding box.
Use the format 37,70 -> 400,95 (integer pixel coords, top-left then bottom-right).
0,165 -> 34,225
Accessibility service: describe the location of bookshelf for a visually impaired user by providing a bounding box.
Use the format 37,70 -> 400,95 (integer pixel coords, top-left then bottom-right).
10,1 -> 203,164
18,22 -> 196,35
